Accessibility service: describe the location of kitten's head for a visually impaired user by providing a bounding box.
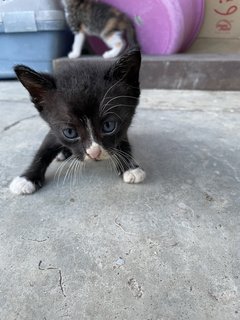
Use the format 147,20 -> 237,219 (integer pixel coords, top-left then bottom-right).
14,49 -> 141,161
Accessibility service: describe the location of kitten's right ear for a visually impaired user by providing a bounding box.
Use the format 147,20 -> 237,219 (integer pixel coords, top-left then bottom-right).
14,65 -> 56,106
110,49 -> 141,84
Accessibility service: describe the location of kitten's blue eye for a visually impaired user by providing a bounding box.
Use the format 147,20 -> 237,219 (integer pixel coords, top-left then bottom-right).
102,120 -> 117,134
62,128 -> 78,139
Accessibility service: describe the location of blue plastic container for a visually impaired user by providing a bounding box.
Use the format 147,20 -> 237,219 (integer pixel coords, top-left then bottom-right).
0,0 -> 71,78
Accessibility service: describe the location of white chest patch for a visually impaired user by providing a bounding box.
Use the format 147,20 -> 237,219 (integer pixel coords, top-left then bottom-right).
9,176 -> 36,195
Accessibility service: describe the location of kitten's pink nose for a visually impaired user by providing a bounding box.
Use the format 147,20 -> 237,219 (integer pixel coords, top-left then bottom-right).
86,144 -> 101,160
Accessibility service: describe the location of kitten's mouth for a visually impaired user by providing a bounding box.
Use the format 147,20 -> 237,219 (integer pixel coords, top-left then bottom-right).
84,148 -> 110,161
85,153 -> 109,161
85,154 -> 101,161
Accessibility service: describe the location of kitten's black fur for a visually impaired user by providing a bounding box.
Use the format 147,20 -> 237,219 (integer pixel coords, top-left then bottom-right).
11,50 -> 145,194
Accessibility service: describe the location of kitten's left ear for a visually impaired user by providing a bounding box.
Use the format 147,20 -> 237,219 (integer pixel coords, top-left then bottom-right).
110,49 -> 141,84
14,65 -> 56,104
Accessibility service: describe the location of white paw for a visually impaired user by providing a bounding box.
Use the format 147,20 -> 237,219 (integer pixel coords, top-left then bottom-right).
68,51 -> 80,59
9,176 -> 36,195
56,152 -> 67,161
103,50 -> 118,59
123,168 -> 146,184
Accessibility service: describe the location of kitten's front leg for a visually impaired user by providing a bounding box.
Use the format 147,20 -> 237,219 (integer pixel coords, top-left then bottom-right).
114,139 -> 146,184
68,32 -> 85,59
56,147 -> 72,161
10,131 -> 62,195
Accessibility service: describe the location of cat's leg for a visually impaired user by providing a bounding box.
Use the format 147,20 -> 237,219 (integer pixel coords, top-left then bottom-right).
10,131 -> 62,195
113,139 -> 146,184
68,32 -> 85,59
56,147 -> 72,161
102,31 -> 126,59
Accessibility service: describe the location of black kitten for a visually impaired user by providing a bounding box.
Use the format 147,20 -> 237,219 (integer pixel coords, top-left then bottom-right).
10,49 -> 146,195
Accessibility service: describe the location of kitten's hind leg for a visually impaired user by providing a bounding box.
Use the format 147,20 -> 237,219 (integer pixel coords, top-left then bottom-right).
113,139 -> 146,184
68,32 -> 85,59
102,31 -> 126,59
10,131 -> 63,195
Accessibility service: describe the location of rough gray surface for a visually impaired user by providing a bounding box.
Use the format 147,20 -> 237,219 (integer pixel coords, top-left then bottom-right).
0,82 -> 240,320
54,54 -> 240,90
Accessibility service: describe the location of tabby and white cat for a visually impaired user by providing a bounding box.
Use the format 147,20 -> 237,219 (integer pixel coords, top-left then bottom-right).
9,49 -> 146,195
61,0 -> 139,59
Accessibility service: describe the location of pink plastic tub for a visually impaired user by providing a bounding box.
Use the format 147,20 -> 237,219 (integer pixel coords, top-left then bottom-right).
89,0 -> 205,55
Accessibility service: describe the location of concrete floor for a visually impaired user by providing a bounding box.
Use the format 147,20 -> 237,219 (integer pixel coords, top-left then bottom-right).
0,82 -> 240,320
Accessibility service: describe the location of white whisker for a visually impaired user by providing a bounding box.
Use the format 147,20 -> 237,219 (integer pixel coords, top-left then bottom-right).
74,159 -> 80,186
100,77 -> 124,108
100,96 -> 138,115
101,104 -> 136,118
70,158 -> 78,188
63,157 -> 77,186
54,155 -> 75,186
77,160 -> 83,185
109,156 -> 118,175
113,148 -> 139,165
112,154 -> 124,173
108,147 -> 140,174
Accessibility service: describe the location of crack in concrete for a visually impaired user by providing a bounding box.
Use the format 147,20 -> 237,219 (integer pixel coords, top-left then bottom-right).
38,260 -> 58,271
2,115 -> 38,132
38,261 -> 66,297
22,236 -> 49,243
27,238 -> 48,242
59,270 -> 66,297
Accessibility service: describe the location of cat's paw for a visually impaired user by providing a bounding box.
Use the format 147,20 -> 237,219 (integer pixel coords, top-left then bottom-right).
123,168 -> 146,184
68,51 -> 80,59
56,152 -> 67,161
103,50 -> 119,59
9,176 -> 36,195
